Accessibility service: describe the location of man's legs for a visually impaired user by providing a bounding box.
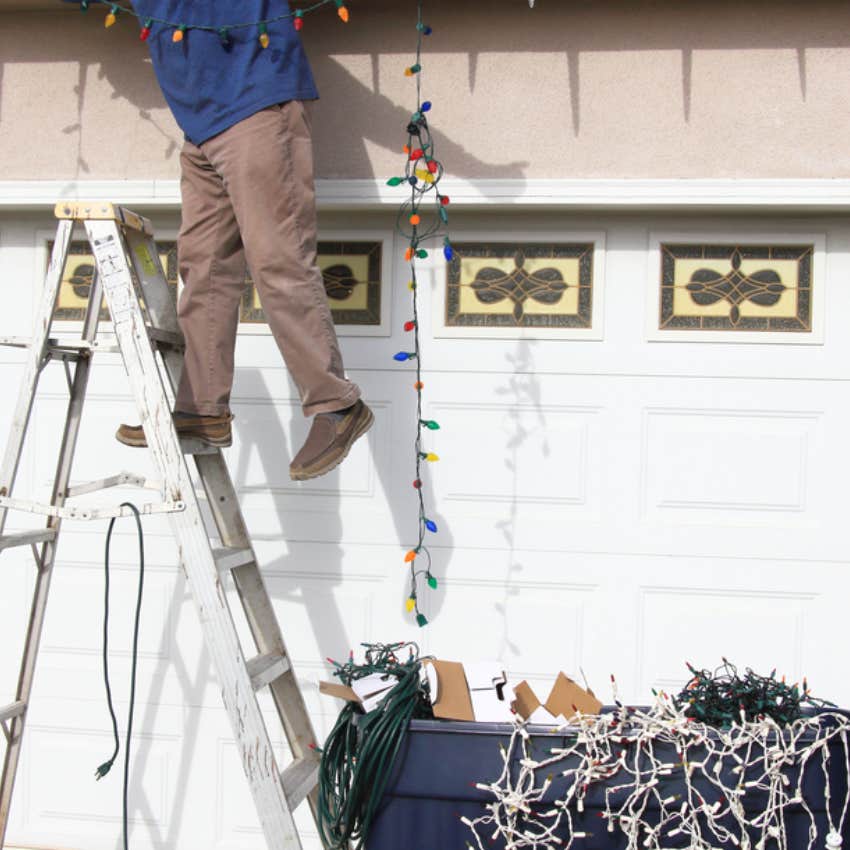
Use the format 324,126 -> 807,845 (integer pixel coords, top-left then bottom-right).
116,138 -> 246,448
118,102 -> 371,478
197,101 -> 371,479
174,138 -> 250,417
199,101 -> 360,417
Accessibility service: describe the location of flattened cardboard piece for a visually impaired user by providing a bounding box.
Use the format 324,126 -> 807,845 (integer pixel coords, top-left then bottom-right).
351,673 -> 396,713
512,680 -> 559,724
465,661 -> 514,722
319,680 -> 359,703
423,659 -> 474,721
511,681 -> 541,719
320,673 -> 396,712
544,672 -> 603,720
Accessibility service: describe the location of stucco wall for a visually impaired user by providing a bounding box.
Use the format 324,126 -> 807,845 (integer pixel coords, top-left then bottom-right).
1,0 -> 850,181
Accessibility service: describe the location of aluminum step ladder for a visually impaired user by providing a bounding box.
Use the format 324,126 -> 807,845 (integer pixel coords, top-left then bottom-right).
0,202 -> 320,850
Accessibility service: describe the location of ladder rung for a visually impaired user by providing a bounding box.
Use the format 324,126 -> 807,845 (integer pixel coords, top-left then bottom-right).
180,438 -> 221,456
147,327 -> 184,350
213,546 -> 255,573
245,651 -> 291,691
281,756 -> 319,811
0,529 -> 57,552
0,701 -> 26,724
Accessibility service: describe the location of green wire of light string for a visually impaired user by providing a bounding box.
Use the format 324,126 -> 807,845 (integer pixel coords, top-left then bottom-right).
76,0 -> 338,32
316,642 -> 433,850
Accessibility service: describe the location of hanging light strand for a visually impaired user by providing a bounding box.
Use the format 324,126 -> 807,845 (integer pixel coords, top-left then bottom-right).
70,0 -> 350,40
389,0 -> 449,628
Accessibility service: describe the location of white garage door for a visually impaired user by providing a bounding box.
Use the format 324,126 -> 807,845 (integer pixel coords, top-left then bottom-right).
1,205 -> 848,849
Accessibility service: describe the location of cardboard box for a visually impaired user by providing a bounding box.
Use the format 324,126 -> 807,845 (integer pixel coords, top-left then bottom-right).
511,672 -> 602,723
424,659 -> 514,722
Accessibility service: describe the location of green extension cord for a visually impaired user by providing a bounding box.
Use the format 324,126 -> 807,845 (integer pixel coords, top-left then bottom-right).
317,642 -> 433,850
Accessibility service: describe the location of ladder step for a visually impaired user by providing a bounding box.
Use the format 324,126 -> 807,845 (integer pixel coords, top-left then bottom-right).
212,546 -> 255,573
0,330 -> 182,355
0,701 -> 26,724
281,756 -> 320,811
0,529 -> 57,552
245,651 -> 291,691
180,438 -> 222,456
147,327 -> 184,350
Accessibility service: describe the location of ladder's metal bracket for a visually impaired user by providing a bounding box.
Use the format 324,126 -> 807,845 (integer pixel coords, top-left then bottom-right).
62,359 -> 74,395
0,331 -> 182,356
66,470 -> 164,499
0,702 -> 25,744
0,495 -> 185,521
29,542 -> 45,571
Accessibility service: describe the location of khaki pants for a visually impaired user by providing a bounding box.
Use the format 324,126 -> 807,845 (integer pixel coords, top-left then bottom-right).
174,101 -> 360,418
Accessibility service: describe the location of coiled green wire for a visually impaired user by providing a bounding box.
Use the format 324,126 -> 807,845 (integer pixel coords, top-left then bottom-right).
317,642 -> 433,850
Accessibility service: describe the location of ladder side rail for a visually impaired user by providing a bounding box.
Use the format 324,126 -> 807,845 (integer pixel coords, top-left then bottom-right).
195,455 -> 320,759
196,454 -> 321,818
123,229 -> 185,394
0,220 -> 74,537
0,261 -> 104,845
88,220 -> 303,850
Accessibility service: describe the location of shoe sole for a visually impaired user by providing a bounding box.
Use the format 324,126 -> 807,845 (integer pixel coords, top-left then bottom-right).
290,406 -> 375,482
115,430 -> 232,449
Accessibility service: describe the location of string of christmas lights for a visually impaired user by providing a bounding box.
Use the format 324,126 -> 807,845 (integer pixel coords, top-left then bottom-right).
675,658 -> 833,729
67,0 -> 349,42
388,0 -> 451,628
465,670 -> 850,850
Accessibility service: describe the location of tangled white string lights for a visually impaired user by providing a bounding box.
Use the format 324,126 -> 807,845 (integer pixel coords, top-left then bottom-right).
464,697 -> 850,850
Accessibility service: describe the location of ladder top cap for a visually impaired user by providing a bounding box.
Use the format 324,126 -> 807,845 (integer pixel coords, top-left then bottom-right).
54,201 -> 153,235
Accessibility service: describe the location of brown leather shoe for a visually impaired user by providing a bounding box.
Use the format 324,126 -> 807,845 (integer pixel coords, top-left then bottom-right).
116,413 -> 233,448
290,400 -> 374,481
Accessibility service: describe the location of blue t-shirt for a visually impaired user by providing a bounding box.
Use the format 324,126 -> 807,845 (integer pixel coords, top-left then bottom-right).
132,1 -> 319,145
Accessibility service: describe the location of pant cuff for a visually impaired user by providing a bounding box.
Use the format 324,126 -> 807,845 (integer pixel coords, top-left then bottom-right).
174,401 -> 231,416
303,385 -> 362,418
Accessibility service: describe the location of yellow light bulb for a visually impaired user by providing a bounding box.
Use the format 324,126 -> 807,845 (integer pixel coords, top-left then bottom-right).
426,453 -> 440,462
259,32 -> 270,48
105,12 -> 116,27
405,598 -> 416,613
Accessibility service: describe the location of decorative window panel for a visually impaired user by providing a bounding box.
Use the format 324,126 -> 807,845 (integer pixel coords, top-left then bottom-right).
50,239 -> 385,331
50,240 -> 178,323
439,240 -> 603,339
240,240 -> 383,330
647,233 -> 825,344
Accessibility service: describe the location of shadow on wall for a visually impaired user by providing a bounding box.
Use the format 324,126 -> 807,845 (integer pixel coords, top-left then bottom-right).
1,0 -> 838,178
493,340 -> 547,660
225,368 -> 454,671
308,0 -> 832,137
